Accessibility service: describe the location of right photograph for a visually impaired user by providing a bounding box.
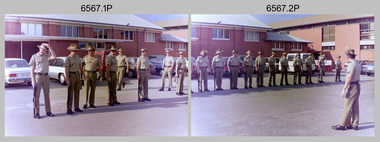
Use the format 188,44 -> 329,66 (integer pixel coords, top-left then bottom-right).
190,14 -> 374,136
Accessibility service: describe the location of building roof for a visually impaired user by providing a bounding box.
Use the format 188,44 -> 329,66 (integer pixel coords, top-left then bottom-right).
5,14 -> 164,30
191,14 -> 272,30
153,18 -> 188,28
159,34 -> 188,42
265,32 -> 312,43
267,14 -> 374,29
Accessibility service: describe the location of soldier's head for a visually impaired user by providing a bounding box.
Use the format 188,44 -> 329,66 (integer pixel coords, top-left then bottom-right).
296,53 -> 300,58
337,55 -> 341,59
215,49 -> 223,56
178,51 -> 184,57
257,50 -> 263,57
67,44 -> 80,55
110,45 -> 118,55
308,53 -> 312,58
87,45 -> 96,56
282,52 -> 287,57
231,50 -> 238,56
37,43 -> 49,56
271,52 -> 276,57
200,50 -> 207,57
141,48 -> 147,56
118,48 -> 124,55
165,49 -> 170,56
246,50 -> 252,56
345,49 -> 356,59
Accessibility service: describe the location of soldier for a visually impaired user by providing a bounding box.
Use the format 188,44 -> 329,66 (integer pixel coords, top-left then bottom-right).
196,50 -> 210,92
106,46 -> 120,106
159,49 -> 174,91
175,51 -> 187,95
305,53 -> 315,84
335,55 -> 342,82
137,48 -> 151,102
280,52 -> 290,86
243,50 -> 254,89
268,52 -> 277,87
227,50 -> 240,89
293,53 -> 303,85
116,48 -> 129,91
212,49 -> 225,91
65,44 -> 86,114
332,49 -> 361,131
318,53 -> 327,83
82,45 -> 102,109
255,50 -> 266,88
29,43 -> 56,119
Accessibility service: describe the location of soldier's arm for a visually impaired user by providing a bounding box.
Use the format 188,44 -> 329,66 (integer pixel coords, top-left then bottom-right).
65,66 -> 70,86
45,43 -> 56,60
125,57 -> 129,73
30,65 -> 36,87
170,58 -> 175,71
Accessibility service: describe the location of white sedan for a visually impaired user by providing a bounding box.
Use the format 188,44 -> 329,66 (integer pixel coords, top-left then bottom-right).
48,57 -> 67,85
5,58 -> 32,86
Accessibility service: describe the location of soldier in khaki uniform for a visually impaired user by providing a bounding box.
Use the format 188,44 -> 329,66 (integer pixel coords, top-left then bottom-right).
227,50 -> 240,89
29,43 -> 56,119
106,46 -> 120,106
255,50 -> 266,88
305,53 -> 315,84
82,45 -> 102,109
268,52 -> 277,87
65,44 -> 86,114
212,49 -> 225,91
335,55 -> 342,82
116,48 -> 129,91
318,53 -> 327,83
175,51 -> 187,95
137,48 -> 151,102
293,53 -> 303,85
159,50 -> 174,91
196,50 -> 210,92
280,52 -> 290,86
243,50 -> 254,89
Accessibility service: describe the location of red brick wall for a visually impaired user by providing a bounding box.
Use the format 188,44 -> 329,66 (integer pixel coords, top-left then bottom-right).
290,27 -> 322,52
334,24 -> 361,65
43,24 -> 60,36
5,41 -> 42,62
5,22 -> 20,35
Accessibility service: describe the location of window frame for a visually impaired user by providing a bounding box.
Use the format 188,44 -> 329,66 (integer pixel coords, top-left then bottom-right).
145,32 -> 156,42
165,42 -> 174,51
20,23 -> 43,36
244,31 -> 260,42
212,28 -> 230,40
291,42 -> 303,51
121,30 -> 134,41
179,43 -> 187,51
272,41 -> 285,51
60,25 -> 79,37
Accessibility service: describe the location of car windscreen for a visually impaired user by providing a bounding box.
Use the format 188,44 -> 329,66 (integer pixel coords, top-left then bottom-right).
5,60 -> 30,68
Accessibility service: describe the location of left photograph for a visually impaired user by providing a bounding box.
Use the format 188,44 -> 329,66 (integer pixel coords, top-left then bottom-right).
4,14 -> 189,136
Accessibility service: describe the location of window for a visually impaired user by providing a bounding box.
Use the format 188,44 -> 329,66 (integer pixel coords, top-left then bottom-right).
121,30 -> 134,41
212,28 -> 230,40
165,42 -> 174,50
291,42 -> 303,51
60,25 -> 79,37
145,32 -> 155,42
20,23 -> 43,36
360,19 -> 375,40
288,55 -> 295,61
93,28 -> 109,39
272,41 -> 285,50
322,25 -> 335,42
179,43 -> 186,51
360,45 -> 374,50
78,42 -> 105,49
322,46 -> 335,51
244,31 -> 260,42
191,27 -> 196,38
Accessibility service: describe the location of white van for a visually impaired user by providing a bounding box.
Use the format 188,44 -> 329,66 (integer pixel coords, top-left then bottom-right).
279,53 -> 316,73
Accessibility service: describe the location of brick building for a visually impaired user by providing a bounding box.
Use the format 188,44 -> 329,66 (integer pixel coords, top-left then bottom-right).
4,14 -> 188,61
191,14 -> 311,58
267,14 -> 375,68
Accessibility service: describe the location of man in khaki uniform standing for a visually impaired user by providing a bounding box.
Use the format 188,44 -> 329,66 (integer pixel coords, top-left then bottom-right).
280,52 -> 290,86
159,49 -> 174,91
175,51 -> 187,95
243,50 -> 254,89
82,45 -> 102,109
65,44 -> 86,114
29,43 -> 56,119
305,53 -> 315,84
255,50 -> 266,88
137,48 -> 151,102
116,48 -> 129,91
212,49 -> 225,91
106,46 -> 120,106
228,50 -> 240,89
268,52 -> 277,87
335,55 -> 342,82
332,49 -> 361,130
196,50 -> 210,92
318,53 -> 327,83
293,53 -> 303,85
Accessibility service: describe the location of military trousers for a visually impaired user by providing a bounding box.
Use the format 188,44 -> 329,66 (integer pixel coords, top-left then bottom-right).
176,69 -> 185,93
294,66 -> 302,84
339,82 -> 360,127
335,68 -> 341,82
280,66 -> 289,85
268,66 -> 276,86
34,74 -> 52,114
84,72 -> 97,105
214,67 -> 224,90
117,67 -> 125,90
138,70 -> 149,99
198,67 -> 208,91
161,67 -> 173,89
305,66 -> 313,84
319,66 -> 325,81
107,72 -> 118,104
256,66 -> 265,87
230,66 -> 239,89
244,66 -> 253,88
67,73 -> 81,109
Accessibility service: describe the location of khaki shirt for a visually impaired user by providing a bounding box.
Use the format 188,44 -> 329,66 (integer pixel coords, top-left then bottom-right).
83,55 -> 102,71
212,56 -> 225,67
244,56 -> 254,66
294,57 -> 303,67
196,56 -> 209,67
176,57 -> 187,69
116,55 -> 128,67
228,56 -> 240,66
163,56 -> 174,67
305,58 -> 314,66
280,57 -> 289,67
65,54 -> 81,72
268,56 -> 276,66
137,56 -> 149,69
346,60 -> 361,82
29,53 -> 52,73
106,54 -> 118,72
319,57 -> 326,66
336,60 -> 342,70
255,56 -> 265,67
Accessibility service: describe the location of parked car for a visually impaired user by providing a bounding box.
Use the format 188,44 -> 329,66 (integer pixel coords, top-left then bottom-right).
148,55 -> 165,60
265,57 -> 280,72
127,57 -> 156,78
361,61 -> 374,76
344,60 -> 371,74
48,57 -> 67,85
149,57 -> 164,75
5,58 -> 32,86
279,53 -> 316,73
191,57 -> 197,78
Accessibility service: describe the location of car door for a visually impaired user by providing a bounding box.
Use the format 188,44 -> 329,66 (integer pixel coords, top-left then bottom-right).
287,55 -> 295,72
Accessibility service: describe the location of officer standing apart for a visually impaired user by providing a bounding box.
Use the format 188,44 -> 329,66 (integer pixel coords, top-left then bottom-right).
212,49 -> 225,91
305,53 -> 315,84
335,55 -> 342,82
106,46 -> 121,106
65,44 -> 86,114
255,50 -> 266,88
227,50 -> 240,89
175,51 -> 187,95
332,49 -> 361,130
196,50 -> 210,92
159,49 -> 174,91
82,45 -> 102,109
280,52 -> 290,86
29,43 -> 56,119
293,53 -> 303,85
268,52 -> 277,87
318,53 -> 327,83
137,48 -> 152,102
116,48 -> 129,91
243,50 -> 254,89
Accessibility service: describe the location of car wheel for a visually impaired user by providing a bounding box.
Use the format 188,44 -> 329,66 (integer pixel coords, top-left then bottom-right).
127,71 -> 134,78
59,74 -> 66,85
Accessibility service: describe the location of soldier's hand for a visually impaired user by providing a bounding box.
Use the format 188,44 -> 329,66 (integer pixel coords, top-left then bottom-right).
100,76 -> 103,82
66,79 -> 70,87
83,75 -> 86,80
137,75 -> 140,80
107,77 -> 111,82
126,69 -> 129,73
149,73 -> 151,77
31,81 -> 36,88
341,90 -> 345,97
228,69 -> 231,73
197,70 -> 200,74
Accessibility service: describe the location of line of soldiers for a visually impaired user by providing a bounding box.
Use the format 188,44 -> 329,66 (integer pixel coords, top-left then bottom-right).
196,49 -> 338,92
